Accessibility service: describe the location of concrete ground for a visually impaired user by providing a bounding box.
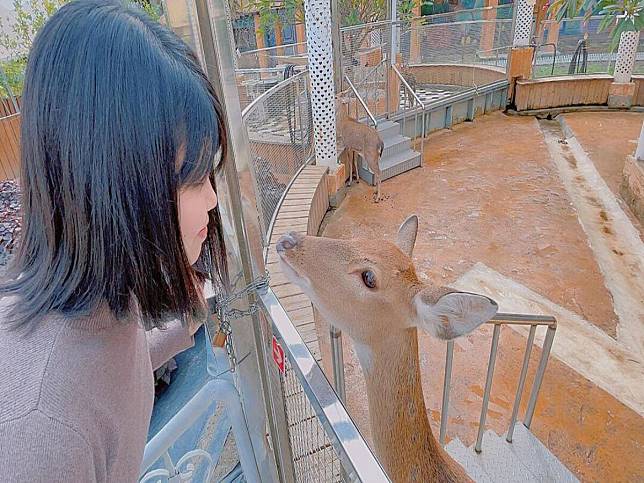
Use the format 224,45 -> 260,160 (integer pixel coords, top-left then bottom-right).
320,112 -> 644,482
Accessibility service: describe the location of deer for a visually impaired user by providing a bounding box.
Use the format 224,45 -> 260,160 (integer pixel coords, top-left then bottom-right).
336,97 -> 384,202
276,215 -> 498,482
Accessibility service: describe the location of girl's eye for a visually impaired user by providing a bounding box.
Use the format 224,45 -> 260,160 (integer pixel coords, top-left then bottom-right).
361,270 -> 376,289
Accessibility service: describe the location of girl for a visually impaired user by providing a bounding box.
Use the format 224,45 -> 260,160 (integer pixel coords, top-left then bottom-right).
0,1 -> 228,480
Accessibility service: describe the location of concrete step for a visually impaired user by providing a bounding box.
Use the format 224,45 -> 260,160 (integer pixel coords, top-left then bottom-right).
376,120 -> 401,140
358,149 -> 421,185
445,438 -> 493,483
504,423 -> 579,483
445,429 -> 580,483
382,134 -> 411,158
454,431 -> 539,483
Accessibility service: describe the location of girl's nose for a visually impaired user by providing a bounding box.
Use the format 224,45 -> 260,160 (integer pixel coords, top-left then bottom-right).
205,179 -> 218,211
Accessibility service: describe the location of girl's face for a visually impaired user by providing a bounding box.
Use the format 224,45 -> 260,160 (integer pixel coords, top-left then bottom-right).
178,177 -> 218,265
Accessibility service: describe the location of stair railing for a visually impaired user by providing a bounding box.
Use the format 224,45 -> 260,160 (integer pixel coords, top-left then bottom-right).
439,313 -> 557,452
391,64 -> 426,158
343,74 -> 378,128
342,57 -> 388,124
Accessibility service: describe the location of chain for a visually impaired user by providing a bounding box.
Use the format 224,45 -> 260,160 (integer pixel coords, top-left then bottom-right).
213,272 -> 270,372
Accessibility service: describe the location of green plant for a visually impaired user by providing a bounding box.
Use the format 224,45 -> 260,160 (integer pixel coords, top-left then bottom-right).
249,0 -> 425,33
0,57 -> 27,98
595,0 -> 644,49
547,0 -> 644,49
0,0 -> 164,98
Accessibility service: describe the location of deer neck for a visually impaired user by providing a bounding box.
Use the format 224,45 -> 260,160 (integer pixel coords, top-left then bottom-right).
355,328 -> 468,482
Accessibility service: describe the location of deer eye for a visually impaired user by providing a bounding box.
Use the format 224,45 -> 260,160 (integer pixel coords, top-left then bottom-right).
361,270 -> 376,289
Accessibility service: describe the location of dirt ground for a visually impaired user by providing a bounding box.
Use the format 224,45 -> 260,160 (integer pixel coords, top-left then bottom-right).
562,111 -> 644,238
320,112 -> 644,482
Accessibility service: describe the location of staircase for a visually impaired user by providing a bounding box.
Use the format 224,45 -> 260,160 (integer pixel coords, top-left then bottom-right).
445,423 -> 579,483
357,120 -> 421,185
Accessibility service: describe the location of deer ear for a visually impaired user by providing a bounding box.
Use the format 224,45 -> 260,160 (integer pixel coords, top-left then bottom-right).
396,215 -> 418,257
413,290 -> 498,340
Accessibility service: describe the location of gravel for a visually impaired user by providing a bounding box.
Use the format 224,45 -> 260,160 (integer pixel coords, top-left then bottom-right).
0,179 -> 21,271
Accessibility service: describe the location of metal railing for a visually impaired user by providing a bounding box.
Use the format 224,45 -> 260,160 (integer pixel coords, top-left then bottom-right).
140,343 -> 262,482
337,10 -> 514,124
343,74 -> 378,127
341,57 -> 389,124
258,288 -> 390,482
531,16 -> 644,78
391,64 -> 425,152
411,18 -> 514,66
438,313 -> 557,451
237,42 -> 307,71
242,70 -> 314,244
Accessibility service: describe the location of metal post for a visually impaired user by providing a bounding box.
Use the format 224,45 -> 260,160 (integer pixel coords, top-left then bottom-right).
330,326 -> 346,402
475,324 -> 501,453
303,0 -> 339,168
390,0 -> 398,66
192,0 -> 294,480
524,326 -> 556,428
331,0 -> 343,92
506,324 -> 536,442
439,340 -> 454,445
636,121 -> 644,162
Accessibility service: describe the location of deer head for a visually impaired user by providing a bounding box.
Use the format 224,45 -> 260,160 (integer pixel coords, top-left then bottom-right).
276,215 -> 498,348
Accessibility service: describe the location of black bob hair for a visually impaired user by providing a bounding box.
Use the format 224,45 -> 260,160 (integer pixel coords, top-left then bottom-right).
1,0 -> 229,331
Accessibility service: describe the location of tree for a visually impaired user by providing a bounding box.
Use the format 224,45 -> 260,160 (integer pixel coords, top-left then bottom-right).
547,0 -> 644,49
0,0 -> 163,98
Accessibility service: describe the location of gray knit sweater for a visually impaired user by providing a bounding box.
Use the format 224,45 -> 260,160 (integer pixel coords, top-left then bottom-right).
0,296 -> 195,482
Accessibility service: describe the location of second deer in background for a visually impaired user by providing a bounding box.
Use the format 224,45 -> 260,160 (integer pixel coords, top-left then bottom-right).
336,97 -> 384,202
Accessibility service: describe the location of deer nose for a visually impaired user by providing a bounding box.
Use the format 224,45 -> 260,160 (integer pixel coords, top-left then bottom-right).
276,232 -> 302,253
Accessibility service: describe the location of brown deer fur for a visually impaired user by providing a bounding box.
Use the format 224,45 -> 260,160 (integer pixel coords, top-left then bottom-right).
276,215 -> 499,482
336,98 -> 384,202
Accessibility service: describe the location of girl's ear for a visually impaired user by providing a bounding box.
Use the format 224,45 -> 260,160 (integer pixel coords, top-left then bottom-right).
413,290 -> 498,340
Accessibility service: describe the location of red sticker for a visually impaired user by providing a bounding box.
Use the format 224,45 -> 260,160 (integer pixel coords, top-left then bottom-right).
272,335 -> 285,374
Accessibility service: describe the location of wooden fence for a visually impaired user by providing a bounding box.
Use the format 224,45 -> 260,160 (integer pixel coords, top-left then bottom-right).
0,95 -> 21,181
0,96 -> 21,116
0,113 -> 21,181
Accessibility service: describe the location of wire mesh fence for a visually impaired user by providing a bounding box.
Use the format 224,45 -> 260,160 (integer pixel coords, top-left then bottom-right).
636,35 -> 644,75
532,17 -> 643,78
242,70 -> 313,244
412,18 -> 514,66
279,356 -> 345,482
338,5 -> 514,117
237,43 -> 307,70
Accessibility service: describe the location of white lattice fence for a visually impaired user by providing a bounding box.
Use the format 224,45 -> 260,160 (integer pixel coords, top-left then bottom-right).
304,0 -> 338,168
614,30 -> 640,83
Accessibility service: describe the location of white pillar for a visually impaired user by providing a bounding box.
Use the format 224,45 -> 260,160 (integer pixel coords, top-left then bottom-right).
512,0 -> 534,47
614,30 -> 640,84
636,121 -> 644,162
304,0 -> 338,168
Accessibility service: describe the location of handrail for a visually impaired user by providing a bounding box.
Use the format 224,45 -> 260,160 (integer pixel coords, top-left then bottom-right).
532,42 -> 558,77
339,4 -> 513,32
343,74 -> 378,127
392,64 -> 424,109
423,79 -> 509,112
257,288 -> 391,482
489,312 -> 556,326
439,313 -> 558,452
236,66 -> 306,75
262,160 -> 312,260
239,41 -> 306,56
353,57 -> 387,91
241,70 -> 309,119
